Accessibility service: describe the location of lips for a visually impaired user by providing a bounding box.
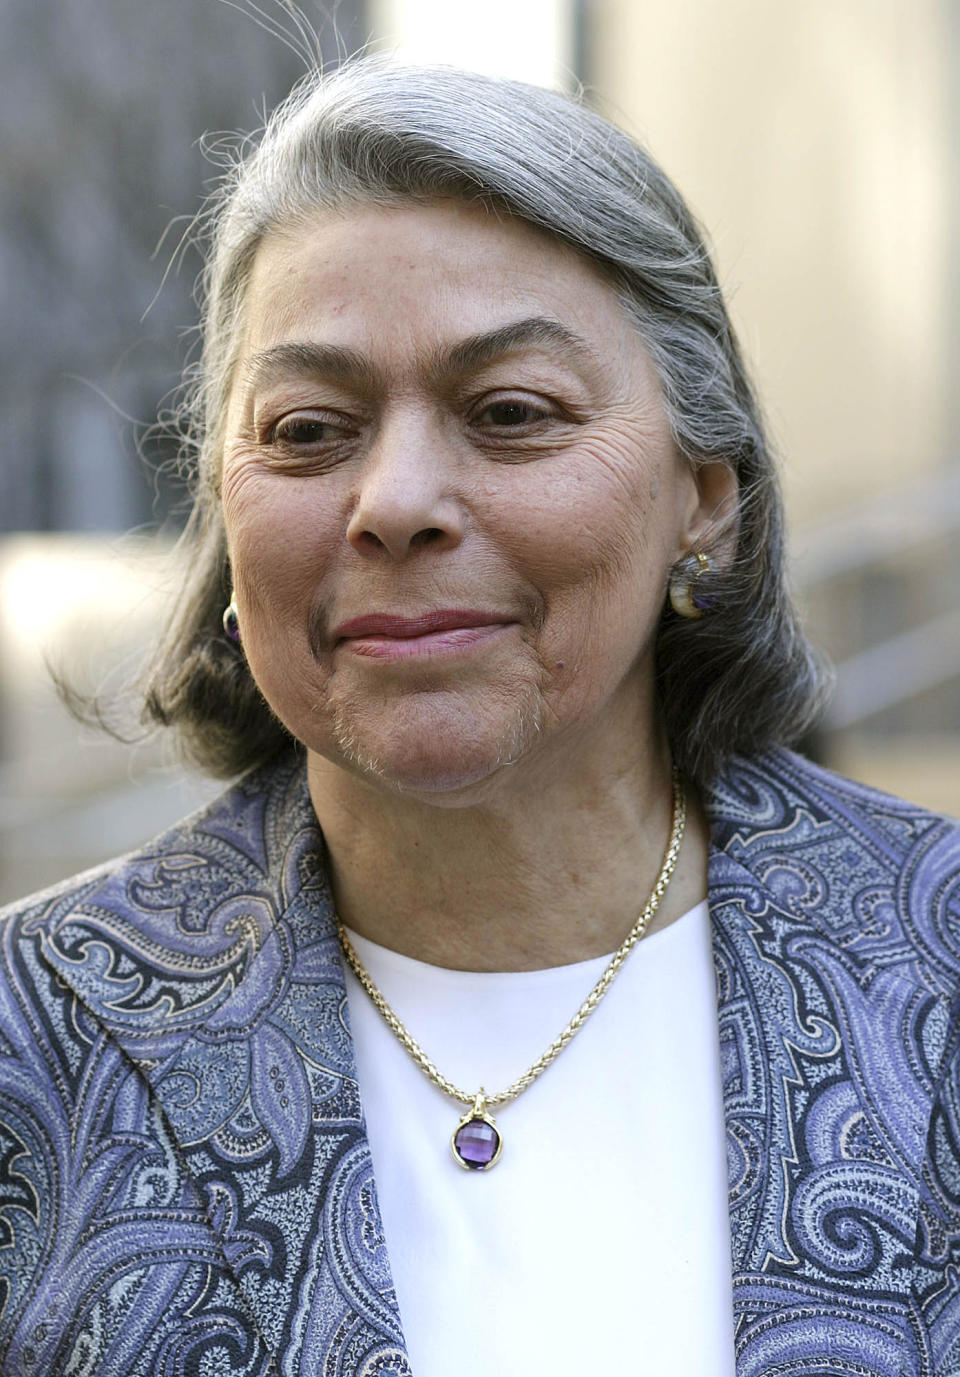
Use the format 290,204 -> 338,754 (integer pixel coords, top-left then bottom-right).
331,609 -> 512,662
333,610 -> 509,641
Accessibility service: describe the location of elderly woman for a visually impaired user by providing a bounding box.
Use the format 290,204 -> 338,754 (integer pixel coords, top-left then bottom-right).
1,58 -> 958,1377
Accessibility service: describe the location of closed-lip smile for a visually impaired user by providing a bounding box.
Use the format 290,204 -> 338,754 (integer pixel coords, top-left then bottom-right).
332,609 -> 513,661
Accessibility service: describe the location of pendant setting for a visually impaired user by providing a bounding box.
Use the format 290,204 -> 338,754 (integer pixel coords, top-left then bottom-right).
451,1091 -> 502,1171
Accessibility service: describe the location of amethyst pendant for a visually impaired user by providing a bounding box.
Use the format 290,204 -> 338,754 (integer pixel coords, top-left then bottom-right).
451,1092 -> 502,1171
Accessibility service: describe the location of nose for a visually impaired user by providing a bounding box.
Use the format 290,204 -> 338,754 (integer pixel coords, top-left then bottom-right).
346,412 -> 465,560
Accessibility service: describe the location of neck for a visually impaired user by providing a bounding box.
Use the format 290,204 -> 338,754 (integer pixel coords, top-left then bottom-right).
307,730 -> 709,972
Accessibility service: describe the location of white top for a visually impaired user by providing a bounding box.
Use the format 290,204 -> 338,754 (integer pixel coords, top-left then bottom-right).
344,900 -> 735,1376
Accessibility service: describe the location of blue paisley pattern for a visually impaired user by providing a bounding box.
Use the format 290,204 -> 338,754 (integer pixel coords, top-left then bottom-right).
709,752 -> 960,1375
0,747 -> 957,1374
0,758 -> 409,1376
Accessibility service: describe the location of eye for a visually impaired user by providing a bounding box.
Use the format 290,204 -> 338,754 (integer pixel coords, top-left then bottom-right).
471,397 -> 553,428
271,413 -> 351,447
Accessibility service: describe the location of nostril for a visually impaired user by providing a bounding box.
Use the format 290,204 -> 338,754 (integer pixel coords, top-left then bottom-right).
348,520 -> 457,558
410,527 -> 445,550
356,530 -> 387,552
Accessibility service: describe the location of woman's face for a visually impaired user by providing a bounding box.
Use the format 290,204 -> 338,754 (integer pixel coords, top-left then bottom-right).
221,200 -> 726,798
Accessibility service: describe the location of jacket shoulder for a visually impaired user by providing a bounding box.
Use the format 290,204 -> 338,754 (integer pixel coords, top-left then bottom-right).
706,748 -> 960,989
709,747 -> 959,849
0,751 -> 315,936
0,752 -> 326,1048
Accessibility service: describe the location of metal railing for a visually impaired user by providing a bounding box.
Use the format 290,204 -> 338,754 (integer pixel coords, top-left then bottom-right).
791,467 -> 960,731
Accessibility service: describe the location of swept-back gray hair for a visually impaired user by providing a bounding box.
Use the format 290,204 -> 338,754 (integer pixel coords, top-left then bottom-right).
145,56 -> 826,782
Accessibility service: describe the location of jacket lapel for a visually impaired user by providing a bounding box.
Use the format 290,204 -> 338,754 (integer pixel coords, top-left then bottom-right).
707,753 -> 953,1374
32,755 -> 411,1376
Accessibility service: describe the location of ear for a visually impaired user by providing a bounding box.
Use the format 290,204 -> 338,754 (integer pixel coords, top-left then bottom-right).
675,459 -> 739,567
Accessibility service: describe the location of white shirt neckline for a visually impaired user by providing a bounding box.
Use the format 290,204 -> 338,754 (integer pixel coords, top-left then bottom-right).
342,898 -> 736,1377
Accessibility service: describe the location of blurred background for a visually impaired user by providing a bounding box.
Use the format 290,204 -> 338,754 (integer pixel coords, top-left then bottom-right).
2,0 -> 958,903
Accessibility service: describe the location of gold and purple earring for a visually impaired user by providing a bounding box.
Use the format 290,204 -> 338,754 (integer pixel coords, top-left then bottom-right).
222,595 -> 241,644
668,552 -> 714,620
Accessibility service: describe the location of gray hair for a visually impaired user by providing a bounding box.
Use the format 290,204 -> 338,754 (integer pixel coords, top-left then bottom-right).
145,56 -> 827,782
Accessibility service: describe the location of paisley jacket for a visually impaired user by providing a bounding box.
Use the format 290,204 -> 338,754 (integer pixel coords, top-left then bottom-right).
0,748 -> 958,1376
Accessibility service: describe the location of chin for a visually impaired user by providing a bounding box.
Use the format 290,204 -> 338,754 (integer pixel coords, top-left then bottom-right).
327,693 -> 543,801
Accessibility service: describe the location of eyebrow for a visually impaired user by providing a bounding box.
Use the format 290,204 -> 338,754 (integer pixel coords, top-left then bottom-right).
240,316 -> 599,396
439,316 -> 598,376
240,341 -> 378,394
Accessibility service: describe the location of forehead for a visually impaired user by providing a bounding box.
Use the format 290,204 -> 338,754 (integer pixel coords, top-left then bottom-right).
239,199 -> 638,363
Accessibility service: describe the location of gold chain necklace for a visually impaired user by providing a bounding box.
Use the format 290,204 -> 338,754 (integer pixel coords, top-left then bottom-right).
336,768 -> 686,1172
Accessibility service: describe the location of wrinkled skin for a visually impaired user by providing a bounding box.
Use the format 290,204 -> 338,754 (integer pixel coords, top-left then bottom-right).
222,199 -> 731,800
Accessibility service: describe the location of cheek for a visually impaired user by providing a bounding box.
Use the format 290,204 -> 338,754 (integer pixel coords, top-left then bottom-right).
498,441 -> 668,601
498,441 -> 679,702
223,471 -> 338,611
222,479 -> 339,734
